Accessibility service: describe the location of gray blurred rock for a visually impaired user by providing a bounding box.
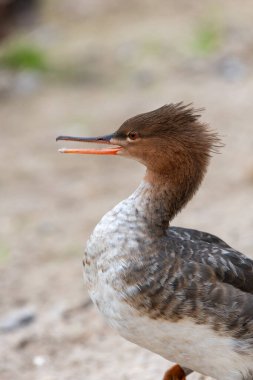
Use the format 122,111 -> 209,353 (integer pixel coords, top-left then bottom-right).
0,307 -> 36,333
134,68 -> 155,87
216,56 -> 246,82
14,71 -> 41,94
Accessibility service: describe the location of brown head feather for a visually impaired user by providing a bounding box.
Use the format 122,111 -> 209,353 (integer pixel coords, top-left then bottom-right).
114,103 -> 222,222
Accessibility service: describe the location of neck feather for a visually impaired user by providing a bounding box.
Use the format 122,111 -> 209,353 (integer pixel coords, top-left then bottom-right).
131,165 -> 206,234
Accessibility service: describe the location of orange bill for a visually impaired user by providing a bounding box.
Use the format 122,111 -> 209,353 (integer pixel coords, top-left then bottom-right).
58,147 -> 121,155
56,134 -> 122,155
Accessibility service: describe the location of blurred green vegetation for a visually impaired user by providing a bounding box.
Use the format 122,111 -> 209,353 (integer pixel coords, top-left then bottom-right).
0,40 -> 108,85
0,242 -> 10,265
192,20 -> 222,55
0,43 -> 48,71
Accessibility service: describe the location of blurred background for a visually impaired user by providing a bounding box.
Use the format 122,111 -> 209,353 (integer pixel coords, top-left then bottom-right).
0,1 -> 253,379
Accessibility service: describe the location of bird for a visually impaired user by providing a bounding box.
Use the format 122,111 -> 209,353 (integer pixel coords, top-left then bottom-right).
57,103 -> 253,380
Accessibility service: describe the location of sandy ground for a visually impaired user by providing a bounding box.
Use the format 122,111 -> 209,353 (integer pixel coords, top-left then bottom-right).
0,1 -> 253,379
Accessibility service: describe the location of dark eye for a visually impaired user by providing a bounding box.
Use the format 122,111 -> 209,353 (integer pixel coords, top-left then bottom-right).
128,131 -> 139,140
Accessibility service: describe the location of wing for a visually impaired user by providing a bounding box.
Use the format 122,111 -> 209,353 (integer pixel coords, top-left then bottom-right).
121,228 -> 253,340
168,226 -> 253,294
168,226 -> 233,249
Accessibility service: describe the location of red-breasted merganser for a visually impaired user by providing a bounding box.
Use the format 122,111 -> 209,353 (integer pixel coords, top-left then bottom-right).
57,104 -> 253,380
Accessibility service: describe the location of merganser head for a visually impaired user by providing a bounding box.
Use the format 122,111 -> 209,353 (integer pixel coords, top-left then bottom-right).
57,103 -> 222,220
57,103 -> 220,177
